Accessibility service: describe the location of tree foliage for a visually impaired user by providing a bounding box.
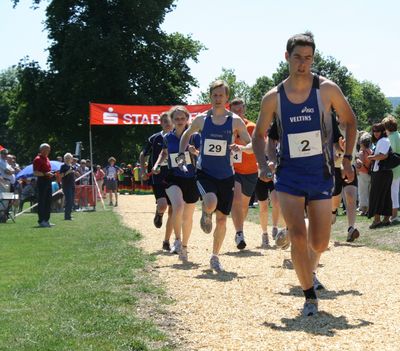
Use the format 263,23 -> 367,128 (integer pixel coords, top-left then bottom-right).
196,68 -> 250,104
200,52 -> 391,129
6,0 -> 203,164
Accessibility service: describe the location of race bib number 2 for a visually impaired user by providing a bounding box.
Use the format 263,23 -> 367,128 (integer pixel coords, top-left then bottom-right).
203,139 -> 227,157
288,130 -> 322,158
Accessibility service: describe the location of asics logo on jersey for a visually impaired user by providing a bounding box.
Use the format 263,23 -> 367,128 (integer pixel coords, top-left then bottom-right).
301,106 -> 314,113
209,133 -> 223,138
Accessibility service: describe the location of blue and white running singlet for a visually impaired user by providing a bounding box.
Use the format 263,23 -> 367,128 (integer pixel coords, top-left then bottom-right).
197,110 -> 234,179
274,75 -> 335,199
163,130 -> 200,178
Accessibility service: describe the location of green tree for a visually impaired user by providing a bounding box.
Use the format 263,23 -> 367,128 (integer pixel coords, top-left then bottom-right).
270,51 -> 391,130
9,0 -> 203,163
0,67 -> 19,152
246,76 -> 274,121
196,68 -> 250,104
357,81 -> 392,128
271,51 -> 354,96
394,104 -> 400,118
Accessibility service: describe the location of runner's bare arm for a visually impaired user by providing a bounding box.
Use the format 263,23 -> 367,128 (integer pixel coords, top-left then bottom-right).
266,137 -> 277,171
325,81 -> 357,181
231,117 -> 252,153
253,89 -> 277,180
179,115 -> 204,154
152,149 -> 168,173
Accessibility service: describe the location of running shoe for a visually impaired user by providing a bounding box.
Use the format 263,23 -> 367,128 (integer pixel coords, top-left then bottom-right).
114,202 -> 118,207
162,240 -> 170,251
369,221 -> 383,229
313,273 -> 325,290
272,227 -> 279,240
39,221 -> 50,228
200,210 -> 213,234
261,233 -> 270,249
179,246 -> 189,263
275,228 -> 290,250
170,239 -> 182,255
302,298 -> 318,317
109,201 -> 113,206
346,226 -> 360,242
235,231 -> 246,250
153,212 -> 163,228
391,217 -> 400,224
210,255 -> 224,273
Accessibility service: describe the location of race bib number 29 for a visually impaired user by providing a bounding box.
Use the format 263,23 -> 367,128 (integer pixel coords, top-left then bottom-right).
203,139 -> 227,157
288,130 -> 322,158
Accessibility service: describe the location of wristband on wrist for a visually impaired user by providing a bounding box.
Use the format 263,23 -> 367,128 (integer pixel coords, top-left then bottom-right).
343,154 -> 352,161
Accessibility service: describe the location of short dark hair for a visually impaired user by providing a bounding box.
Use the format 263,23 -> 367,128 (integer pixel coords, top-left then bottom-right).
371,123 -> 387,143
229,98 -> 245,108
382,114 -> 398,132
286,31 -> 316,55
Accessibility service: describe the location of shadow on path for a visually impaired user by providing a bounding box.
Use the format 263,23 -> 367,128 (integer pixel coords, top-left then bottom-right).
224,250 -> 263,257
195,269 -> 241,282
278,285 -> 363,300
263,312 -> 372,336
333,241 -> 365,248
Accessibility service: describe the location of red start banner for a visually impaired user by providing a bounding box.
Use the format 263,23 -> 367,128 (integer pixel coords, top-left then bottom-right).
90,103 -> 213,126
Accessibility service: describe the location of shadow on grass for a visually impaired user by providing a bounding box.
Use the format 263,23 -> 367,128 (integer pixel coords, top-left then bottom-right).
224,250 -> 263,257
278,285 -> 363,300
333,241 -> 365,248
263,312 -> 372,336
195,269 -> 240,282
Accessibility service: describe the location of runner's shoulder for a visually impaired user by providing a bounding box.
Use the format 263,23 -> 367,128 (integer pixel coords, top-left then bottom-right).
319,76 -> 341,92
261,86 -> 279,110
191,112 -> 207,128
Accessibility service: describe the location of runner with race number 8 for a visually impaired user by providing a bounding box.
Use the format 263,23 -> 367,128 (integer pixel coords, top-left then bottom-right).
178,80 -> 251,272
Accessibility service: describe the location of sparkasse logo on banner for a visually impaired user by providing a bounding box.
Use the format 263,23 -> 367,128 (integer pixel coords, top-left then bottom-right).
103,107 -> 119,124
90,103 -> 214,126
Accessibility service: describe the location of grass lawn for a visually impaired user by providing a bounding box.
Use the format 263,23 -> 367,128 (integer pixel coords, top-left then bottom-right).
246,205 -> 400,252
0,209 -> 172,351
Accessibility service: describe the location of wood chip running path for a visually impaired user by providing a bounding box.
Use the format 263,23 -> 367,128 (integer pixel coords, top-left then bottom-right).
116,195 -> 400,351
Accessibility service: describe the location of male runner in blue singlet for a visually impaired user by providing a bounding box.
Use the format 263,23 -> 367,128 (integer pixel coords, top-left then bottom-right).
178,80 -> 251,272
140,112 -> 174,250
253,32 -> 357,316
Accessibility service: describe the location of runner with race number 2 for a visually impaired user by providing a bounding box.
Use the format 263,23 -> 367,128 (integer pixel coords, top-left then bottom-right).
253,32 -> 357,316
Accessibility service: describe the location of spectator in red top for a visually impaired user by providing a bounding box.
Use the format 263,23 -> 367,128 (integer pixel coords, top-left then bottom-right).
33,143 -> 54,227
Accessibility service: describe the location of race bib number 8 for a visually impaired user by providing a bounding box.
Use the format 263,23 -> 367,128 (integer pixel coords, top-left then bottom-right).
169,151 -> 191,168
203,139 -> 227,157
288,130 -> 322,158
232,150 -> 242,163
